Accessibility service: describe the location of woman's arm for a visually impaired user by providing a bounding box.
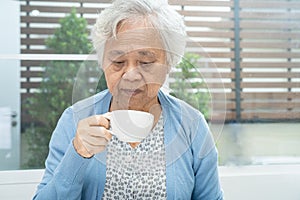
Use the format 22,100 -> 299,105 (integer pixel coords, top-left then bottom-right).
192,147 -> 223,200
191,115 -> 224,200
33,108 -> 91,200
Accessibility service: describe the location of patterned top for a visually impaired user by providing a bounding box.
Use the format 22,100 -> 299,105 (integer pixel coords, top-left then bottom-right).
102,114 -> 166,199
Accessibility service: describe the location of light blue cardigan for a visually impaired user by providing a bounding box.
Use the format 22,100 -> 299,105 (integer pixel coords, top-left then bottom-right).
33,89 -> 223,200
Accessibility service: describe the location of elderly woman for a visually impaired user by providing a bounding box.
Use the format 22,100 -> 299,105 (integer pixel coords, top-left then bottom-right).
33,0 -> 223,199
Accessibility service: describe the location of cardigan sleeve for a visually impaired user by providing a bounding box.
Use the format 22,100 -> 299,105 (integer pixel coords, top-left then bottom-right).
33,107 -> 91,200
191,115 -> 224,200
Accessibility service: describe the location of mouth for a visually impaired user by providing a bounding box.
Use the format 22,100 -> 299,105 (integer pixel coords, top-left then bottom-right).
121,88 -> 143,96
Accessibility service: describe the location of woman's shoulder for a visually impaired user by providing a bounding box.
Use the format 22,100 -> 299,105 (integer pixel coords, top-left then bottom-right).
158,90 -> 204,121
63,89 -> 111,123
72,89 -> 110,110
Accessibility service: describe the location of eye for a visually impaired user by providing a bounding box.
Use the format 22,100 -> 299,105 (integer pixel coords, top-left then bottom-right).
140,61 -> 155,68
113,61 -> 125,65
110,60 -> 125,70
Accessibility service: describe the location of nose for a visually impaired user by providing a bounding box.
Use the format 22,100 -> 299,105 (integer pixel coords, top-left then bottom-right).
122,66 -> 142,81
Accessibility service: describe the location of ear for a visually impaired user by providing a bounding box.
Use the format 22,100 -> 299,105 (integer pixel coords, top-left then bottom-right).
166,62 -> 172,74
167,66 -> 171,74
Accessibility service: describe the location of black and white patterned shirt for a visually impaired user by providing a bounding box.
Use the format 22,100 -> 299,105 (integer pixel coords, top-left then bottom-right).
102,114 -> 166,199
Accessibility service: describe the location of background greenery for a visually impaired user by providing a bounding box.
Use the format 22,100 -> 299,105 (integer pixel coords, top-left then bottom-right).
170,53 -> 210,119
22,9 -> 102,168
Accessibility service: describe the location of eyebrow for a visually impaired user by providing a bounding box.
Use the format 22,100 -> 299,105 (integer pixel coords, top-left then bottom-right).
108,50 -> 125,57
107,49 -> 157,59
138,50 -> 156,58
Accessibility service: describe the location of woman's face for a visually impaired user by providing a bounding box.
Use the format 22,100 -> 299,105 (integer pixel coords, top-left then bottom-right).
102,20 -> 169,111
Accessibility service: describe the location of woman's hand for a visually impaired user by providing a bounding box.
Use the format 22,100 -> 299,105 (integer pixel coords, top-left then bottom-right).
73,113 -> 112,158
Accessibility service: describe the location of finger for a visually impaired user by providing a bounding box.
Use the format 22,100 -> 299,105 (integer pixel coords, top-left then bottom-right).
102,112 -> 111,120
96,114 -> 111,129
73,135 -> 94,158
83,142 -> 107,155
88,126 -> 112,141
87,115 -> 110,129
82,136 -> 109,146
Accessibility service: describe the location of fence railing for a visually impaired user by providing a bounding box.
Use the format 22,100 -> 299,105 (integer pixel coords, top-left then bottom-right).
20,0 -> 300,124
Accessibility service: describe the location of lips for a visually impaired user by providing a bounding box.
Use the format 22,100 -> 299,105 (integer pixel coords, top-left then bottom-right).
121,88 -> 143,96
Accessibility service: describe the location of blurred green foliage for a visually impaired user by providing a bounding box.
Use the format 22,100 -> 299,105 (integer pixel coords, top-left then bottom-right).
23,9 -> 107,168
170,53 -> 210,119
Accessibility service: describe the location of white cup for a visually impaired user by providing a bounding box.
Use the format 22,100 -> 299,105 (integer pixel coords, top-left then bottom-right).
105,110 -> 154,142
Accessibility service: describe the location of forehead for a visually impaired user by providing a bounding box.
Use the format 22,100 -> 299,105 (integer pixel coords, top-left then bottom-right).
104,20 -> 164,54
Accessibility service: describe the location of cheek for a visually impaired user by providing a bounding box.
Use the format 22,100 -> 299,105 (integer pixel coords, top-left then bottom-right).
105,76 -> 114,92
145,65 -> 167,91
149,66 -> 168,84
146,72 -> 167,95
104,70 -> 121,92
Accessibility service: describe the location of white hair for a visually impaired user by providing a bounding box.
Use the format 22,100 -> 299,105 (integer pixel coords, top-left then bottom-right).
91,0 -> 186,67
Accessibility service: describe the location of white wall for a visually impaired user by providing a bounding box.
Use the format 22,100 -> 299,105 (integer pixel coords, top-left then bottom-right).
220,165 -> 300,200
0,170 -> 43,200
0,0 -> 21,170
1,165 -> 300,200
